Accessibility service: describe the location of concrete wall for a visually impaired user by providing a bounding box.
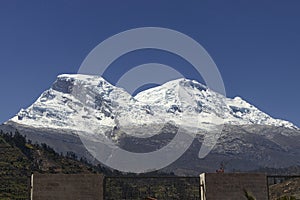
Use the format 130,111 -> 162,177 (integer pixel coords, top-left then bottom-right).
31,173 -> 104,200
200,173 -> 268,200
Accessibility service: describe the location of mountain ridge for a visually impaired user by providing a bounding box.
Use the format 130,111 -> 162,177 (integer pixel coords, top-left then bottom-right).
2,74 -> 299,174
7,74 -> 298,133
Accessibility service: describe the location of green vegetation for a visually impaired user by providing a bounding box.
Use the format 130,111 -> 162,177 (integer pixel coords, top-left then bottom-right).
0,130 -> 104,199
0,131 -> 31,199
105,177 -> 200,200
1,129 -> 299,199
0,130 -> 200,199
243,189 -> 256,200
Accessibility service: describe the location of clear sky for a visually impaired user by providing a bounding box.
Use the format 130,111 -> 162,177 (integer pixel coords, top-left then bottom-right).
0,0 -> 299,127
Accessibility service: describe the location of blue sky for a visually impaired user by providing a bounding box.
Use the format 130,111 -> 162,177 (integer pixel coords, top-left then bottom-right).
0,0 -> 299,127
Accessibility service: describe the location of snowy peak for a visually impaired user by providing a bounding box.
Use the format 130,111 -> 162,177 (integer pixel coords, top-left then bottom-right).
9,74 -> 298,134
13,74 -> 130,131
135,78 -> 297,130
52,74 -> 110,93
134,78 -> 207,109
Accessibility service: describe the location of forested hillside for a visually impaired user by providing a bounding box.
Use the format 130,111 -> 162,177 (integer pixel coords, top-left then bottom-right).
0,130 -> 108,199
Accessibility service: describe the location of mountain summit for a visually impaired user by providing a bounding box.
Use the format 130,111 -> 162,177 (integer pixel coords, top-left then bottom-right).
9,74 -> 297,132
2,74 -> 300,174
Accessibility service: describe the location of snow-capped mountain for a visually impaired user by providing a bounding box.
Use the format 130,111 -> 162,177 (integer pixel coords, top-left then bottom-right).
2,74 -> 299,174
8,74 -> 297,133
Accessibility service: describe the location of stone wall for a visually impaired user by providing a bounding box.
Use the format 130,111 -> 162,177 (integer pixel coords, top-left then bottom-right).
200,173 -> 268,200
31,173 -> 104,200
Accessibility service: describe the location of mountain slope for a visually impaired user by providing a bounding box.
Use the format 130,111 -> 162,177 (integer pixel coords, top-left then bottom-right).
0,130 -> 106,199
0,131 -> 30,199
9,74 -> 297,133
0,130 -> 202,200
2,74 -> 300,174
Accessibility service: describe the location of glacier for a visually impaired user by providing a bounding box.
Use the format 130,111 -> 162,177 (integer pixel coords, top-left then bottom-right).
2,74 -> 299,174
9,74 -> 297,134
